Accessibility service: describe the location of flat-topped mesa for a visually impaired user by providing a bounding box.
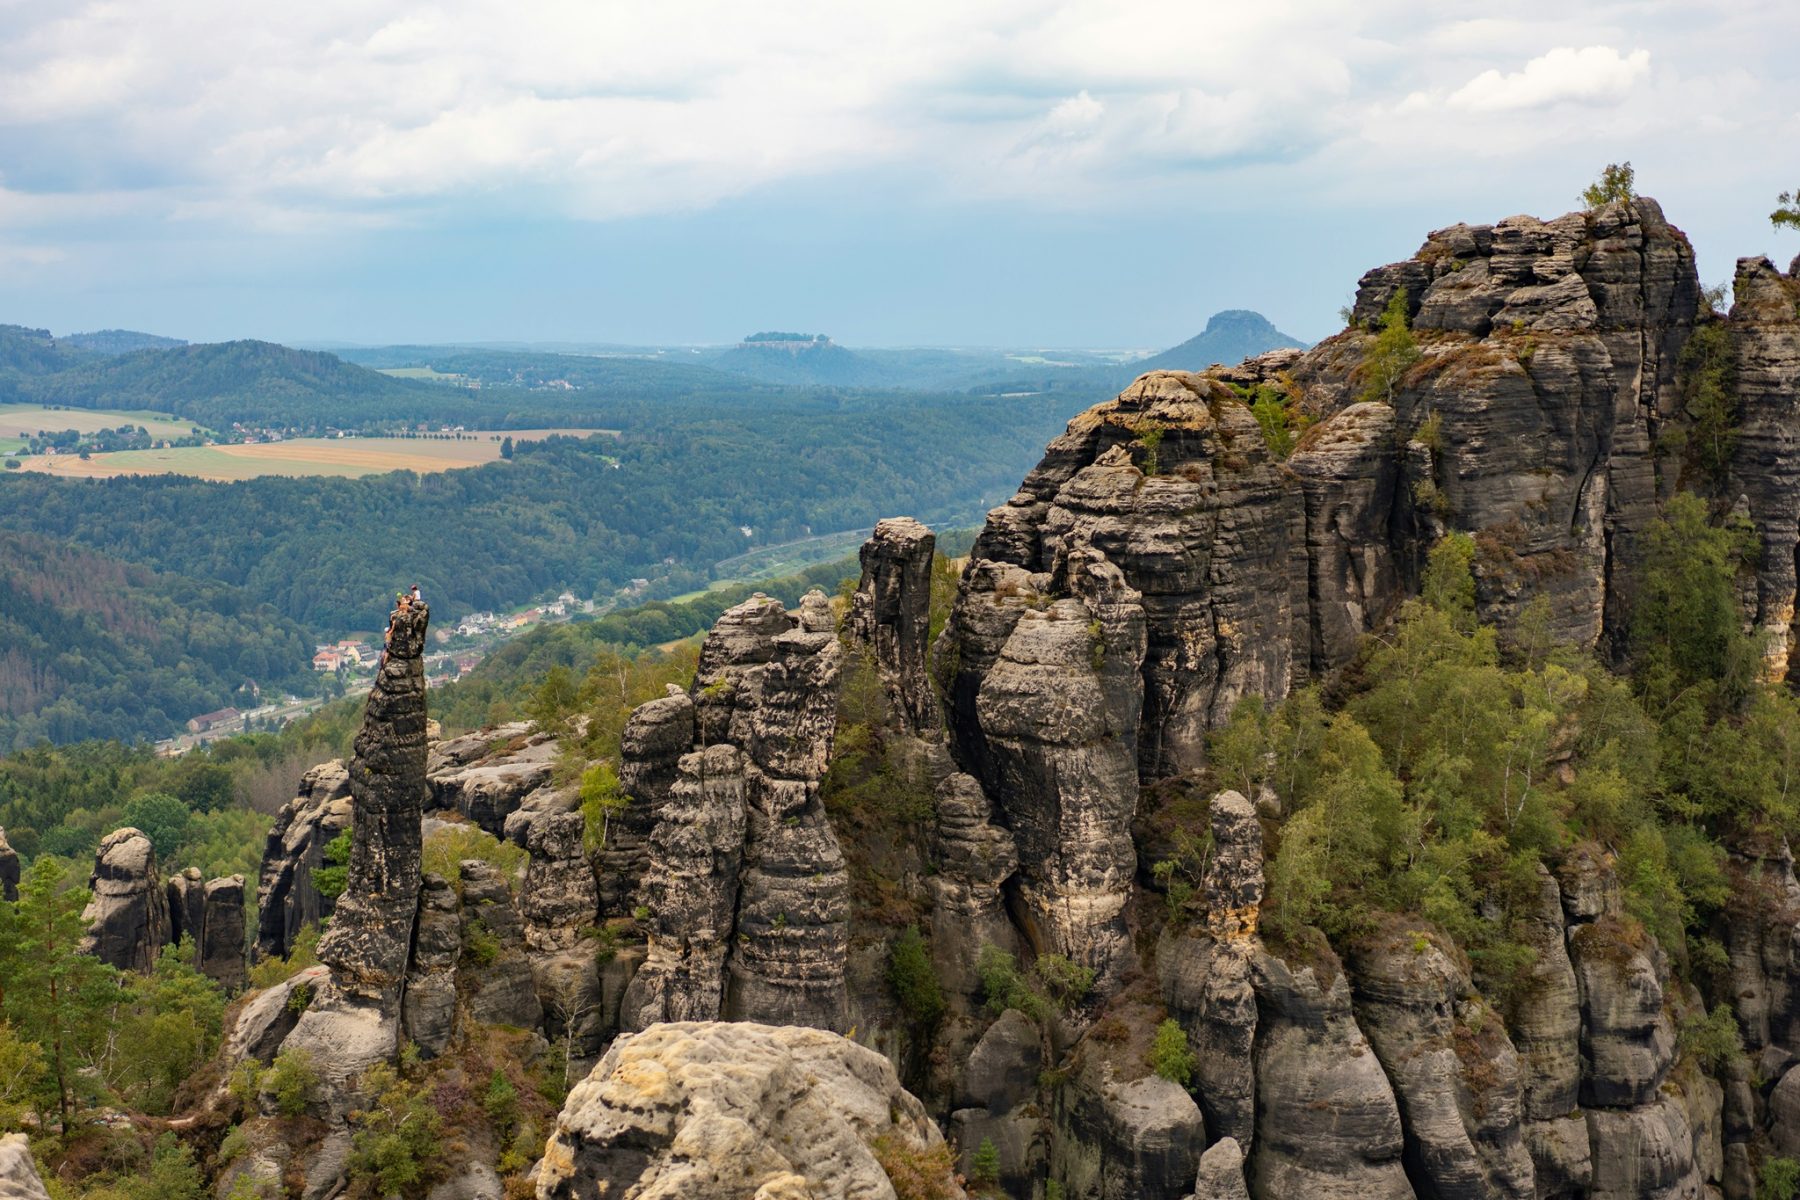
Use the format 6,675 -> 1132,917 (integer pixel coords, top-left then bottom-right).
621,589 -> 850,1032
849,516 -> 941,737
316,599 -> 430,1000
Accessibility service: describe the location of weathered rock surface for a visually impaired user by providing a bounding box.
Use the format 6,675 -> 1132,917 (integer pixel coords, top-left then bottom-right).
80,827 -> 169,972
0,827 -> 17,902
427,725 -> 557,839
315,600 -> 430,1001
944,547 -> 1145,995
167,866 -> 204,948
1189,1137 -> 1251,1200
1161,791 -> 1263,1149
401,872 -> 459,1057
256,759 -> 352,962
536,1021 -> 964,1200
458,859 -> 542,1030
1247,949 -> 1412,1200
603,687 -> 693,917
0,1133 -> 50,1200
201,873 -> 247,990
622,590 -> 850,1031
849,515 -> 942,736
926,772 -> 1020,1001
1348,928 -> 1534,1200
224,964 -> 328,1066
1051,1047 -> 1205,1200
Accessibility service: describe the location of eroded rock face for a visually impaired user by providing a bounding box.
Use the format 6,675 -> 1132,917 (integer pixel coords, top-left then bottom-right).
1347,929 -> 1534,1200
946,548 -> 1145,995
457,859 -> 542,1030
315,601 -> 431,1001
255,760 -> 352,962
1247,949 -> 1411,1200
926,772 -> 1020,1001
402,872 -> 459,1057
0,1132 -> 51,1200
167,867 -> 205,949
1190,1137 -> 1251,1200
536,1021 -> 963,1200
1051,1048 -> 1206,1200
0,827 -> 17,902
201,874 -> 247,991
427,725 -> 557,839
621,591 -> 849,1031
850,516 -> 942,736
80,827 -> 169,972
603,687 -> 693,918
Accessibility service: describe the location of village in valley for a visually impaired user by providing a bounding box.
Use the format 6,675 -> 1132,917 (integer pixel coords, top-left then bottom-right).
155,588 -> 591,755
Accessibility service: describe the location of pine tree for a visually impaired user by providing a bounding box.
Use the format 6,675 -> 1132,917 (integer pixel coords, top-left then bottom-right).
0,856 -> 121,1135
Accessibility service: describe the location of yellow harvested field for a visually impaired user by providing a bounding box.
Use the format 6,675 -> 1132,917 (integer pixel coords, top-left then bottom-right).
20,429 -> 614,481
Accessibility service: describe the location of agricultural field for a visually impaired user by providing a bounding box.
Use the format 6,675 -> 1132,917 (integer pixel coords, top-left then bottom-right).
0,402 -> 207,441
19,428 -> 614,481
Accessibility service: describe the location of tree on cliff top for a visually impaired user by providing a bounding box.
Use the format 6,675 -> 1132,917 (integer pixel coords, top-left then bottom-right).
1774,189 -> 1800,231
1581,162 -> 1636,210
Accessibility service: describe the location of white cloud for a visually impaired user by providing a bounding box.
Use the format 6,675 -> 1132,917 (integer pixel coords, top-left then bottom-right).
0,1 -> 1787,237
1448,46 -> 1651,112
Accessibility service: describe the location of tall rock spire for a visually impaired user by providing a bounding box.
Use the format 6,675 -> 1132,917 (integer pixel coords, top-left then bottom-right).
315,599 -> 430,1000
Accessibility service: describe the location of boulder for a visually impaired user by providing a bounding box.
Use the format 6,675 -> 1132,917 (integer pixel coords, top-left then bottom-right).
535,1022 -> 964,1200
1051,1049 -> 1206,1200
0,1133 -> 50,1200
1190,1137 -> 1251,1200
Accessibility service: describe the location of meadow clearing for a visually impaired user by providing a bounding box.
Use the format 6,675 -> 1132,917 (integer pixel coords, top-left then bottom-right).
0,403 -> 207,441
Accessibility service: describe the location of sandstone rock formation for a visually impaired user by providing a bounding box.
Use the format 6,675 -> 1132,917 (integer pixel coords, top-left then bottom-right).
0,827 -> 17,902
80,827 -> 169,972
427,721 -> 559,840
620,590 -> 849,1032
0,1133 -> 50,1200
201,873 -> 247,990
255,759 -> 351,961
314,600 -> 431,1000
167,866 -> 204,949
536,1021 -> 964,1200
849,515 -> 941,736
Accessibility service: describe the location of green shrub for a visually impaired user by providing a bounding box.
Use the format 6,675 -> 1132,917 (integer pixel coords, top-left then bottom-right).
1762,1156 -> 1800,1200
1148,1019 -> 1197,1086
247,923 -> 320,989
265,1048 -> 319,1118
463,918 -> 501,967
312,829 -> 352,901
971,1136 -> 1001,1187
347,1063 -> 444,1197
1678,1003 -> 1745,1072
1581,161 -> 1635,210
1358,289 -> 1420,405
976,945 -> 1048,1022
482,1069 -> 519,1143
887,926 -> 945,1030
1033,955 -> 1095,1010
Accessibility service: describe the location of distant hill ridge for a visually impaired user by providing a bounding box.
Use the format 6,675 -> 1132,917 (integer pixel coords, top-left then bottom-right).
63,329 -> 187,355
1135,309 -> 1306,373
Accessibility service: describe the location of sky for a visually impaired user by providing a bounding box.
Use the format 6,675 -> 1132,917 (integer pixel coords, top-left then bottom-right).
1,1 -> 1797,349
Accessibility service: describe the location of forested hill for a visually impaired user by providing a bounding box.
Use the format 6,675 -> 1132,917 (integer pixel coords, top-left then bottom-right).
0,392 -> 1075,633
0,532 -> 311,751
8,340 -> 444,432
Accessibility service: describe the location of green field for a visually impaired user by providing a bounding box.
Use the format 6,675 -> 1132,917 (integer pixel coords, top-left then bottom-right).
377,366 -> 467,381
0,403 -> 208,440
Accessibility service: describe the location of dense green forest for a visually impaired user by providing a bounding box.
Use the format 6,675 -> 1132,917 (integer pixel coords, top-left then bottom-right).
0,533 -> 313,752
0,400 -> 1062,634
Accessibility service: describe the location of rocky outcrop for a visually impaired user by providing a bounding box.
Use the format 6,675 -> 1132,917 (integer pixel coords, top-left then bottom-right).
602,687 -> 692,917
1247,949 -> 1411,1200
1189,1138 -> 1251,1200
201,874 -> 247,990
0,827 -> 17,902
0,1133 -> 50,1200
426,723 -> 558,839
80,827 -> 169,972
458,859 -> 542,1030
940,548 -> 1145,995
167,867 -> 205,950
1051,1044 -> 1206,1200
926,772 -> 1020,1001
1161,791 -> 1262,1149
1347,928 -> 1534,1200
849,515 -> 942,736
255,760 -> 351,961
536,1021 -> 964,1200
401,872 -> 459,1057
622,590 -> 849,1031
273,599 -> 430,1175
314,600 -> 430,1001
522,811 -> 607,1060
